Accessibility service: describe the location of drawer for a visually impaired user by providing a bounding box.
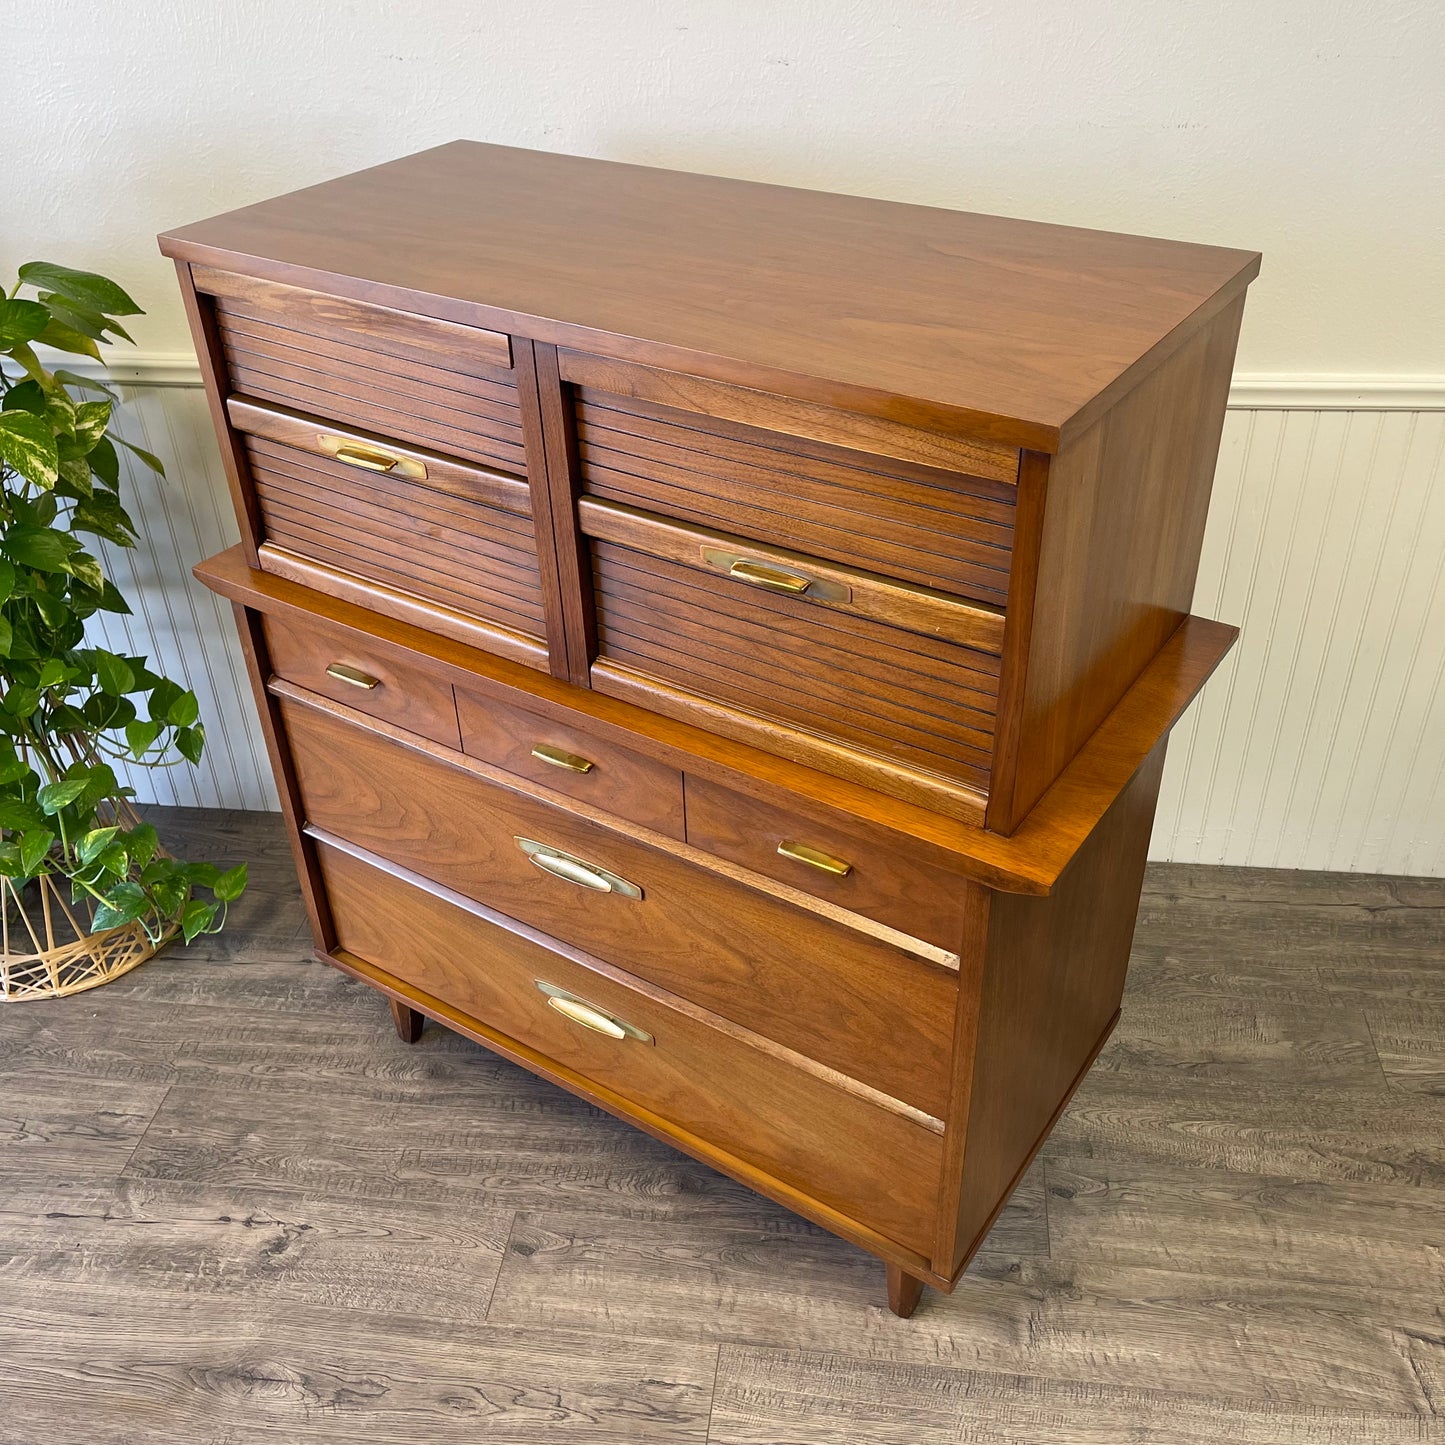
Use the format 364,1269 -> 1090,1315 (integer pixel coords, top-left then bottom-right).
196,266 -> 526,474
572,383 -> 1017,607
455,685 -> 684,839
317,840 -> 942,1250
230,399 -> 549,662
281,695 -> 957,1118
582,499 -> 1002,796
261,611 -> 461,749
685,776 -> 968,951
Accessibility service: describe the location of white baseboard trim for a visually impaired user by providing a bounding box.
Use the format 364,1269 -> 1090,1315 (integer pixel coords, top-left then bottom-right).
30,350 -> 1445,412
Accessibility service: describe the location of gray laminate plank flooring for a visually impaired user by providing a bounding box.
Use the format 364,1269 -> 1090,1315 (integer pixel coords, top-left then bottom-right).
1,807 -> 1441,1443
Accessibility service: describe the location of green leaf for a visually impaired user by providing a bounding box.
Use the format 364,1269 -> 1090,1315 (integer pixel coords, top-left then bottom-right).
0,558 -> 15,604
181,897 -> 218,942
147,678 -> 182,723
88,436 -> 119,487
2,685 -> 41,718
0,298 -> 50,348
167,689 -> 199,728
51,368 -> 118,399
0,743 -> 30,784
91,879 -> 148,931
17,829 -> 54,876
18,262 -> 143,318
174,723 -> 205,764
76,824 -> 119,865
66,552 -> 105,593
36,658 -> 71,688
36,776 -> 88,814
213,862 -> 247,902
95,578 -> 131,615
0,796 -> 44,830
71,493 -> 138,547
0,617 -> 12,660
33,317 -> 102,363
0,412 -> 60,490
125,719 -> 163,757
1,380 -> 47,416
127,821 -> 159,868
91,649 -> 135,696
71,400 -> 112,452
115,436 -> 164,475
3,523 -> 74,572
56,455 -> 94,499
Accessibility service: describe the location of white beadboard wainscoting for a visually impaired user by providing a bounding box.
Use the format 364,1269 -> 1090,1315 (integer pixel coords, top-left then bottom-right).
82,361 -> 1445,875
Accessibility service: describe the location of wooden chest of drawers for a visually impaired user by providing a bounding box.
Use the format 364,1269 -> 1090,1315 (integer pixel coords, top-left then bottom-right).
163,141 -> 1257,1317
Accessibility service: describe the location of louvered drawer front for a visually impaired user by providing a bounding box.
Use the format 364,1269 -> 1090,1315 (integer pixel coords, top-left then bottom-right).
197,266 -> 526,474
582,501 -> 1001,796
573,386 -> 1018,606
318,840 -> 943,1251
229,400 -> 547,656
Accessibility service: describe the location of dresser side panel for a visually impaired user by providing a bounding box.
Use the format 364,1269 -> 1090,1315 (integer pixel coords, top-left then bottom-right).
994,294 -> 1244,830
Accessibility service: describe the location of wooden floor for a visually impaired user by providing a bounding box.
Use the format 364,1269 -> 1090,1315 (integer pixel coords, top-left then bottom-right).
2,808 -> 1442,1443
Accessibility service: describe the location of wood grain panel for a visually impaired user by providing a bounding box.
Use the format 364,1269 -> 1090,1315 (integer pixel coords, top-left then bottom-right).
317,841 -> 944,1250
574,386 -> 1016,602
683,774 -> 970,951
279,694 -> 958,1117
261,609 -> 462,749
456,684 -> 684,838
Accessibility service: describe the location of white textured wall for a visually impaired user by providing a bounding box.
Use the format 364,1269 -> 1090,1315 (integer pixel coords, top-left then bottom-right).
8,2 -> 1445,873
7,0 -> 1444,376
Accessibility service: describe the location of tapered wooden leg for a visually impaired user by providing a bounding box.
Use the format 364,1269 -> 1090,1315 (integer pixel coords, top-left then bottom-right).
389,997 -> 425,1044
886,1263 -> 925,1318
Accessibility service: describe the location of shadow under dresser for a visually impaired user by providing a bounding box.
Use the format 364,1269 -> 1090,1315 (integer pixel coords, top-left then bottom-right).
161,141 -> 1258,1318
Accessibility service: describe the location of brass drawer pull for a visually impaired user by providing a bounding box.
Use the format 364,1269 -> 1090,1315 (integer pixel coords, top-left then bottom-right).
535,980 -> 653,1043
777,840 -> 854,877
531,742 -> 595,774
515,837 -> 643,898
325,662 -> 381,690
701,546 -> 851,604
318,434 -> 428,481
729,559 -> 813,595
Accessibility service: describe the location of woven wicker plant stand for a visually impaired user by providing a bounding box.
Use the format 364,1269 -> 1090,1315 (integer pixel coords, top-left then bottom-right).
0,793 -> 179,1003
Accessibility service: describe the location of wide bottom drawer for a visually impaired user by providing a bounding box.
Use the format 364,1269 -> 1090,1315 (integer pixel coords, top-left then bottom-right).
316,839 -> 943,1252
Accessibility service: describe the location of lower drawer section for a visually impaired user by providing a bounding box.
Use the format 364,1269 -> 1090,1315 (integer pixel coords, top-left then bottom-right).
317,839 -> 943,1251
280,692 -> 957,1118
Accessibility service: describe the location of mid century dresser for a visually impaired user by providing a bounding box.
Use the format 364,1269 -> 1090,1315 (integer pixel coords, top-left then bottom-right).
162,142 -> 1258,1318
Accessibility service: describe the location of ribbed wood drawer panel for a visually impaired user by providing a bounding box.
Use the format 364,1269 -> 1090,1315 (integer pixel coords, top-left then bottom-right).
575,387 -> 1016,605
199,270 -> 526,474
592,541 -> 999,791
242,434 -> 547,641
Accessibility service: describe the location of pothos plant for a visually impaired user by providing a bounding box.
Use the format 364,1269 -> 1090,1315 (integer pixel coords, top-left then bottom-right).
0,261 -> 244,946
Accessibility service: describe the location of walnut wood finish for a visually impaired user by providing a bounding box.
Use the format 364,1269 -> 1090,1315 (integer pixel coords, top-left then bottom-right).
160,141 -> 1258,450
261,609 -> 462,749
320,840 -> 943,1249
683,774 -> 969,951
173,144 -> 1255,1317
387,996 -> 425,1044
280,692 -> 958,1118
455,683 -> 685,839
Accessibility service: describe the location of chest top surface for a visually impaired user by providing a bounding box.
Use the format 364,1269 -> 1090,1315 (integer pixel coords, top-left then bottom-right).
159,140 -> 1259,451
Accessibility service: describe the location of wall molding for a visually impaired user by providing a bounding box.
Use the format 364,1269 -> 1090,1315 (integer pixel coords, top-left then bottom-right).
34,350 -> 1445,411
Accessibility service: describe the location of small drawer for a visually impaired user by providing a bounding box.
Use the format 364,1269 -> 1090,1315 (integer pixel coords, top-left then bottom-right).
196,266 -> 525,474
582,498 -> 1002,801
456,686 -> 684,839
317,839 -> 942,1250
282,694 -> 957,1119
231,399 -> 549,667
684,776 -> 968,951
261,612 -> 461,749
563,349 -> 1019,607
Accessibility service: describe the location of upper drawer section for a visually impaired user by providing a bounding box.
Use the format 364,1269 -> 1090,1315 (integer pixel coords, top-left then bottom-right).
561,351 -> 1020,608
194,266 -> 526,474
